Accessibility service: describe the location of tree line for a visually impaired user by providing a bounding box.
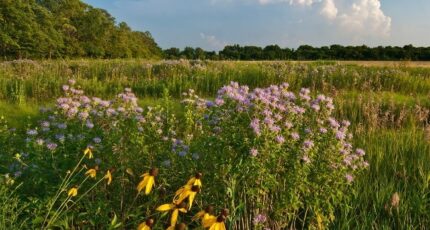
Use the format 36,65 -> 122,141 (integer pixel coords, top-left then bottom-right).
164,44 -> 430,61
0,0 -> 162,59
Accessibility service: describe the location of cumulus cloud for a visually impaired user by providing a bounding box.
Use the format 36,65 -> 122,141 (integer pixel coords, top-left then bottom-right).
337,0 -> 391,36
255,0 -> 391,37
200,33 -> 227,50
320,0 -> 337,20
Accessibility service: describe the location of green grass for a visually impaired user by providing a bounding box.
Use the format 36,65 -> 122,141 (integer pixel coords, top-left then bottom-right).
0,60 -> 429,228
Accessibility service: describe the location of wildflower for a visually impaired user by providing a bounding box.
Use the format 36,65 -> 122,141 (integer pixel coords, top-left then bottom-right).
85,168 -> 97,178
250,148 -> 258,157
93,137 -> 102,144
355,148 -> 365,156
253,214 -> 267,225
186,172 -> 203,187
390,192 -> 400,208
67,186 -> 78,197
104,169 -> 112,185
46,143 -> 58,151
166,223 -> 187,230
27,129 -> 38,136
137,168 -> 158,195
84,147 -> 93,159
275,135 -> 285,144
174,185 -> 200,210
137,218 -> 154,230
208,209 -> 228,230
193,206 -> 216,228
345,174 -> 354,183
156,202 -> 187,226
291,132 -> 300,140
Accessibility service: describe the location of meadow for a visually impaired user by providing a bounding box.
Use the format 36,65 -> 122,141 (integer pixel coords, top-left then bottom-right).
0,59 -> 429,229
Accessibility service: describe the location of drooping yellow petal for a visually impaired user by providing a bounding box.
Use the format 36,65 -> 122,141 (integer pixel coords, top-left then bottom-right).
174,185 -> 191,197
145,176 -> 155,195
137,223 -> 151,230
84,148 -> 93,159
85,168 -> 97,178
209,222 -> 225,230
178,208 -> 187,213
174,190 -> 192,204
188,192 -> 197,210
192,210 -> 206,221
104,170 -> 112,185
203,215 -> 216,228
194,179 -> 202,187
156,203 -> 175,212
67,187 -> 78,197
186,177 -> 196,186
171,208 -> 179,226
140,173 -> 149,178
166,226 -> 175,230
137,175 -> 150,193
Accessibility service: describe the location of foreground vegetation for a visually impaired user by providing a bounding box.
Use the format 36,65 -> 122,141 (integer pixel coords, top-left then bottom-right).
0,60 -> 429,229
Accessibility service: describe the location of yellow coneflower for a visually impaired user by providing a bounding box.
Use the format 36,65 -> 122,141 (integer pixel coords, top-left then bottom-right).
85,168 -> 97,178
208,209 -> 228,230
186,172 -> 202,187
192,206 -> 216,228
137,168 -> 158,195
137,218 -> 154,230
173,185 -> 200,210
166,223 -> 187,230
84,147 -> 93,159
156,202 -> 187,227
67,186 -> 78,197
104,169 -> 112,185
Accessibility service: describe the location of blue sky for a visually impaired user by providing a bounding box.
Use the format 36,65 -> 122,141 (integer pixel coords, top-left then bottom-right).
83,0 -> 430,51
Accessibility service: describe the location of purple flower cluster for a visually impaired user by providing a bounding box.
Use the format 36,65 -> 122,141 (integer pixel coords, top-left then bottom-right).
200,82 -> 367,182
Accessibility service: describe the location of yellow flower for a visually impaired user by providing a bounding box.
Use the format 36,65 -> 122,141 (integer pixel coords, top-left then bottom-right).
84,147 -> 93,159
137,218 -> 154,230
67,187 -> 78,197
137,168 -> 158,195
208,209 -> 228,230
156,202 -> 187,226
192,206 -> 216,228
173,185 -> 200,210
85,168 -> 97,178
167,223 -> 187,230
104,169 -> 112,185
186,172 -> 203,188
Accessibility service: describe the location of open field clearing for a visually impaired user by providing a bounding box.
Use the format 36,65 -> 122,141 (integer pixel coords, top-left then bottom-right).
0,60 -> 429,229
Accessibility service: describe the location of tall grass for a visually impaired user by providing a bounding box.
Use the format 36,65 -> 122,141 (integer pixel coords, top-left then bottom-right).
0,59 -> 429,228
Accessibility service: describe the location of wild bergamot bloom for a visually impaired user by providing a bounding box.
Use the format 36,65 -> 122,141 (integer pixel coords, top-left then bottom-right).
186,172 -> 203,187
193,206 -> 216,228
104,169 -> 112,185
84,147 -> 93,159
67,186 -> 78,197
208,209 -> 228,230
174,185 -> 200,210
137,168 -> 158,195
137,218 -> 154,230
156,202 -> 187,226
85,167 -> 97,178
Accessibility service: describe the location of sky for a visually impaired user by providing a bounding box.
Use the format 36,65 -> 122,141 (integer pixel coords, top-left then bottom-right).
83,0 -> 430,51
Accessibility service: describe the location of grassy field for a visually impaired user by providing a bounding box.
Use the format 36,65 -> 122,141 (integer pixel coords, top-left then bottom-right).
0,60 -> 429,229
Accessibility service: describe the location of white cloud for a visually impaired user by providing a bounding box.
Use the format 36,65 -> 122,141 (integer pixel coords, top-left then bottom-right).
338,0 -> 391,36
200,33 -> 227,50
254,0 -> 391,37
320,0 -> 337,20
